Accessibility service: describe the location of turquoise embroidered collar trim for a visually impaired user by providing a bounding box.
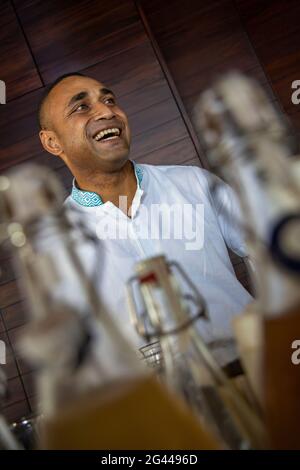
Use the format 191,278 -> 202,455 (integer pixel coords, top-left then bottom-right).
71,161 -> 143,207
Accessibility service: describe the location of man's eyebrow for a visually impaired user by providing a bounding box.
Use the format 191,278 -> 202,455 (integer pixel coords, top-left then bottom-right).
66,91 -> 88,110
100,87 -> 115,97
66,87 -> 115,110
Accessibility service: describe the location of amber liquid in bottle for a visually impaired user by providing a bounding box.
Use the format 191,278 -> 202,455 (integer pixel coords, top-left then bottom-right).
42,375 -> 218,450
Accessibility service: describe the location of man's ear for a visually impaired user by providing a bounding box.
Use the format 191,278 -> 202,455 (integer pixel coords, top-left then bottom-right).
39,129 -> 64,157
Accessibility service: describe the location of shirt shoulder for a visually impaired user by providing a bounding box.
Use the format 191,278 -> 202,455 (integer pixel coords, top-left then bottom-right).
138,162 -> 213,193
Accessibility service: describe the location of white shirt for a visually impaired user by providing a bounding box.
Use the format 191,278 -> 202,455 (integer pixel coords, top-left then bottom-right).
64,161 -> 253,365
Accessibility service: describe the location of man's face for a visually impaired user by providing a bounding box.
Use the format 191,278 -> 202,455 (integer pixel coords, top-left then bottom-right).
40,76 -> 131,172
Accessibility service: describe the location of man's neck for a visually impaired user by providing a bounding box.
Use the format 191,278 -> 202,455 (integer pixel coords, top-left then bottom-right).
74,160 -> 137,215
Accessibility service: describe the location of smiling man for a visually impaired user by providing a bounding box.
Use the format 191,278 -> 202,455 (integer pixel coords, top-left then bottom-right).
38,72 -> 253,366
39,73 -> 136,213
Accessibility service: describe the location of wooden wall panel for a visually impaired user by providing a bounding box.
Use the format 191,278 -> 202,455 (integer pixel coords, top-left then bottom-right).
0,314 -> 5,333
0,280 -> 22,310
0,0 -> 42,101
289,110 -> 300,132
140,1 -> 257,83
13,0 -> 146,84
22,371 -> 36,404
235,0 -> 300,120
0,257 -> 18,286
140,0 -> 281,145
5,377 -> 27,407
0,87 -> 46,170
0,400 -> 30,424
1,301 -> 28,331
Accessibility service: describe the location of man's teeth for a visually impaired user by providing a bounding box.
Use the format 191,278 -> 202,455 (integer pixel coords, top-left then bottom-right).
94,128 -> 121,141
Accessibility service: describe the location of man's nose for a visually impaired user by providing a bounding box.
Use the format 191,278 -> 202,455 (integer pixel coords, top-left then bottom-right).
93,101 -> 115,121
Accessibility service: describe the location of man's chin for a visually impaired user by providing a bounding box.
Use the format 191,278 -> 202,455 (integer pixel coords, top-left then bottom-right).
94,146 -> 130,167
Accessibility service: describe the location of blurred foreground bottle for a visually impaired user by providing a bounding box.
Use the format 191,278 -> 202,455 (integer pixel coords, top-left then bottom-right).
127,255 -> 267,449
0,164 -> 217,450
196,72 -> 300,449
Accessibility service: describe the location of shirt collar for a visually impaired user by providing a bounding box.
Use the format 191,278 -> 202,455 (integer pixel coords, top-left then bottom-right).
71,160 -> 144,208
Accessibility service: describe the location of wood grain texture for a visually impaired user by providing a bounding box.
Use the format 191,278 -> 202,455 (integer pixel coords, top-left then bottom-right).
140,0 -> 279,130
2,376 -> 26,407
0,86 -> 45,171
142,0 -> 259,90
0,313 -> 5,333
0,257 -> 19,286
21,370 -> 36,400
14,0 -> 146,84
0,280 -> 23,310
235,0 -> 300,120
1,399 -> 30,424
2,301 -> 29,331
289,110 -> 300,135
135,1 -> 208,168
134,137 -> 198,167
0,0 -> 42,101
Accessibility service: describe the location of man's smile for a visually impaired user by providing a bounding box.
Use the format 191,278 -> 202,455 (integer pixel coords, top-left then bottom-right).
93,134 -> 123,146
92,128 -> 124,147
94,127 -> 121,141
89,121 -> 126,148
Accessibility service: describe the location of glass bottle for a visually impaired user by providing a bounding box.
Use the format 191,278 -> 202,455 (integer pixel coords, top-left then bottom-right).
126,254 -> 267,449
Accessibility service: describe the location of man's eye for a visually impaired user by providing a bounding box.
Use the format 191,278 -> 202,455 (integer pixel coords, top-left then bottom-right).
75,104 -> 89,112
104,97 -> 115,105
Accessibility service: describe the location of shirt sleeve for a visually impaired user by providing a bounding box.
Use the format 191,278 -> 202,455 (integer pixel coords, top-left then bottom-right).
200,169 -> 248,257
